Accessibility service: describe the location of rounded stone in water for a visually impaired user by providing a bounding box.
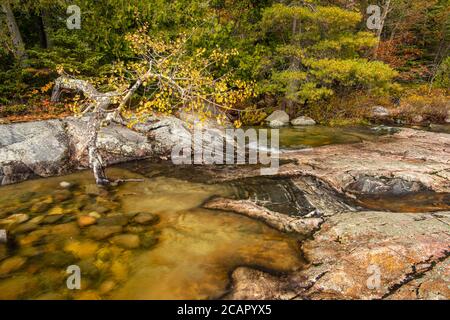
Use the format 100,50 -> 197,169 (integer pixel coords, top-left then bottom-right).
0,230 -> 7,243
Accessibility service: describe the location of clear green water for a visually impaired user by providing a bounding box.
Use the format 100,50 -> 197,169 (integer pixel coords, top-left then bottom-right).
276,125 -> 389,149
0,168 -> 303,300
424,124 -> 450,134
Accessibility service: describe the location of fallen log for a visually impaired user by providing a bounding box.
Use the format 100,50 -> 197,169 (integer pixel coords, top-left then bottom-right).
203,197 -> 323,235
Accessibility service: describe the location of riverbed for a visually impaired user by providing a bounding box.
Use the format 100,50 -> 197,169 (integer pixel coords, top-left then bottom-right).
0,124 -> 449,300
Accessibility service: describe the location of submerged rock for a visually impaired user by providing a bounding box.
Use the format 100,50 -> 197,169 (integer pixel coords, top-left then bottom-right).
64,240 -> 99,260
110,234 -> 140,249
77,215 -> 97,228
41,214 -> 64,225
53,189 -> 73,202
30,201 -> 52,213
99,280 -> 117,295
73,291 -> 102,300
59,181 -> 72,189
50,222 -> 80,237
84,184 -> 103,196
0,256 -> 27,276
229,177 -> 314,216
0,244 -> 7,261
18,229 -> 49,246
41,251 -> 76,268
0,213 -> 29,228
0,275 -> 38,300
97,214 -> 128,227
85,225 -> 122,240
78,259 -> 101,278
35,292 -> 66,300
133,212 -> 159,225
141,233 -> 158,249
12,221 -> 39,234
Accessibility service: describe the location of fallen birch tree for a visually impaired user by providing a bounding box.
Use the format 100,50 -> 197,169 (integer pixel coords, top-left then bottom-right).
51,26 -> 254,185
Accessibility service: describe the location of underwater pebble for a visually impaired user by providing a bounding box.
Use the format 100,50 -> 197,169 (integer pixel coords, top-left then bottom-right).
99,280 -> 116,295
0,256 -> 27,276
59,181 -> 72,189
133,212 -> 159,225
0,276 -> 38,300
85,225 -> 123,240
88,211 -> 102,219
64,240 -> 99,260
0,213 -> 29,227
30,202 -> 51,213
78,215 -> 97,228
110,234 -> 140,249
97,214 -> 128,227
73,291 -> 102,300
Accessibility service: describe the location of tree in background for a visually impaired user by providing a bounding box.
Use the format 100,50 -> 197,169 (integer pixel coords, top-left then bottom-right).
1,1 -> 27,64
0,0 -> 446,123
257,1 -> 397,116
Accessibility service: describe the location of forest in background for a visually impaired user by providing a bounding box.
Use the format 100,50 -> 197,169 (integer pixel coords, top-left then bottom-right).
0,0 -> 449,125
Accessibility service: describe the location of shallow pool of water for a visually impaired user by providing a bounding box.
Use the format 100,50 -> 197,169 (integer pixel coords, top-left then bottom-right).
276,125 -> 389,149
0,168 -> 303,300
354,192 -> 450,213
423,124 -> 450,134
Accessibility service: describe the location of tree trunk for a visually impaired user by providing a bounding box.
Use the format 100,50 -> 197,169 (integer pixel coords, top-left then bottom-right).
37,13 -> 50,49
1,1 -> 27,64
51,75 -> 151,185
87,108 -> 110,186
285,16 -> 301,118
373,0 -> 391,59
51,77 -> 115,185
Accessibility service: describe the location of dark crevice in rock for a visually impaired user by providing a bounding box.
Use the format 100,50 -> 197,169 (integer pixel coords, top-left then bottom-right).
288,271 -> 329,300
381,250 -> 450,299
292,175 -> 356,216
228,176 -> 315,217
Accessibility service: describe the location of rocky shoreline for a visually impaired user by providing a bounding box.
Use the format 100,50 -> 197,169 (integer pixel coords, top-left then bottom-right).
1,117 -> 449,300
0,115 -> 196,185
201,128 -> 450,300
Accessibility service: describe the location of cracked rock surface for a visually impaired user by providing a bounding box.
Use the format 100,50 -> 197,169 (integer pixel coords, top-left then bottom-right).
225,211 -> 450,300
